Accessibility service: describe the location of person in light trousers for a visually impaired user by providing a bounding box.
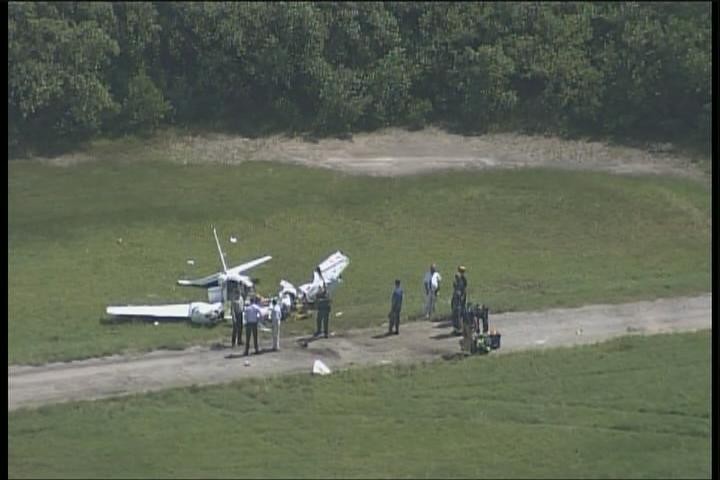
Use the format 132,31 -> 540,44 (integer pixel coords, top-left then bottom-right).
423,264 -> 442,318
271,297 -> 282,351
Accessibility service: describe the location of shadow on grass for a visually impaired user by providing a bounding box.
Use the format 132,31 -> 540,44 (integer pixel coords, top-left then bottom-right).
441,352 -> 469,361
296,336 -> 325,348
433,321 -> 453,328
371,332 -> 394,339
225,348 -> 271,359
431,332 -> 462,340
306,346 -> 341,359
99,316 -> 221,328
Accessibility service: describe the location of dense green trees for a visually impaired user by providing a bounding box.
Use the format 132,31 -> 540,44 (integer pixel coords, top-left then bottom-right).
7,1 -> 711,156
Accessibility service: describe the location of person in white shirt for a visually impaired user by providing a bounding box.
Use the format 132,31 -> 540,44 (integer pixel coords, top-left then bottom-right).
243,297 -> 261,356
423,264 -> 442,318
270,298 -> 282,351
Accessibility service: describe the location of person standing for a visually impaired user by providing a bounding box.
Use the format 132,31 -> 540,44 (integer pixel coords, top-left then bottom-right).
243,297 -> 261,356
451,265 -> 468,333
231,292 -> 244,347
423,264 -> 442,318
388,279 -> 403,335
314,287 -> 331,338
271,297 -> 282,351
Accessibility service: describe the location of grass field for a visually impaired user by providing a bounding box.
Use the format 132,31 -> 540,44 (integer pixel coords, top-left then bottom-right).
8,330 -> 711,478
8,157 -> 710,364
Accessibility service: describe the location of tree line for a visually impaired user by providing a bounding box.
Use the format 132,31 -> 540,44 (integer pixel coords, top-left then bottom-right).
8,2 -> 711,157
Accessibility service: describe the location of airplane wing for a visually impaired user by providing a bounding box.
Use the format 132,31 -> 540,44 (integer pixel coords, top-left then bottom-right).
107,304 -> 191,318
177,255 -> 272,288
226,255 -> 272,276
107,302 -> 224,325
318,251 -> 350,281
177,272 -> 221,288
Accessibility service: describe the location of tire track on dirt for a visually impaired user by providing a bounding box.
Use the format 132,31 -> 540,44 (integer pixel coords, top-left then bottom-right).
8,294 -> 710,412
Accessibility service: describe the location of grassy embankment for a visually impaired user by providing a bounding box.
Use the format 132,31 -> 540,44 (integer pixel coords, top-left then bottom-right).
8,151 -> 710,364
8,330 -> 711,478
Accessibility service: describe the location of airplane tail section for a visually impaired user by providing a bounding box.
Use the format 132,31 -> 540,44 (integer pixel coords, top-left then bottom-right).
279,280 -> 298,297
318,251 -> 350,280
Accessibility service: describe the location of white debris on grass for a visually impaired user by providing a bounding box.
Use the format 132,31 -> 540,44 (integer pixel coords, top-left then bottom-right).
230,236 -> 238,243
335,312 -> 343,317
187,259 -> 195,265
312,359 -> 331,376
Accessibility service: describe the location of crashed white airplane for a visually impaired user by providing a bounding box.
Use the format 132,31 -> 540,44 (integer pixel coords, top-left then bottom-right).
105,227 -> 272,325
278,251 -> 350,311
177,227 -> 272,303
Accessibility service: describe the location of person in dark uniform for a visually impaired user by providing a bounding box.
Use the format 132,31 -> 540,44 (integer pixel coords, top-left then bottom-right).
461,302 -> 477,353
231,293 -> 244,347
388,279 -> 403,335
451,265 -> 468,333
314,287 -> 331,338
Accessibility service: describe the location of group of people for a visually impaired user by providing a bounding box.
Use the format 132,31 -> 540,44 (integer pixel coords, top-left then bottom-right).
229,283 -> 334,355
385,263 -> 469,336
229,262 -> 471,355
230,294 -> 282,356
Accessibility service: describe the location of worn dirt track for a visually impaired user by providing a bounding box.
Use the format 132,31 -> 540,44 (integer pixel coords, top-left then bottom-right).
161,127 -> 707,180
40,128 -> 708,182
8,294 -> 710,412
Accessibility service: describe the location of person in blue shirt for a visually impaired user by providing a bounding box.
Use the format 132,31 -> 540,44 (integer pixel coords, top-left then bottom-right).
388,279 -> 404,335
243,297 -> 261,356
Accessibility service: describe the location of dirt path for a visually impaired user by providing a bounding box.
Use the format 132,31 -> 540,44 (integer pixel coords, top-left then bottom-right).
8,294 -> 710,412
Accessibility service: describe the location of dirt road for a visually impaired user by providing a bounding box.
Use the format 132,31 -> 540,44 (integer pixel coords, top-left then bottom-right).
8,294 -> 710,412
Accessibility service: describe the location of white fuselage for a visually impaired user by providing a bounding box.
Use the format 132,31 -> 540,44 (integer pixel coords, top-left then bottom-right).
277,251 -> 349,309
189,302 -> 224,325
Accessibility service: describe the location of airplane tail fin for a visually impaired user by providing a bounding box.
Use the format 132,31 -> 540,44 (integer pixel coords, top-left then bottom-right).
279,280 -> 297,297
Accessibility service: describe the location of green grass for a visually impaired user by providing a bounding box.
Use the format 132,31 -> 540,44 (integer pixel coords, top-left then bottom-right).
8,159 -> 710,364
8,330 -> 712,478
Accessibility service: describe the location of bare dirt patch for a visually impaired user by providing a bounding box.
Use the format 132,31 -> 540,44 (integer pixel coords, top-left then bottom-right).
33,152 -> 95,168
164,127 -> 706,179
31,128 -> 707,180
8,294 -> 710,411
